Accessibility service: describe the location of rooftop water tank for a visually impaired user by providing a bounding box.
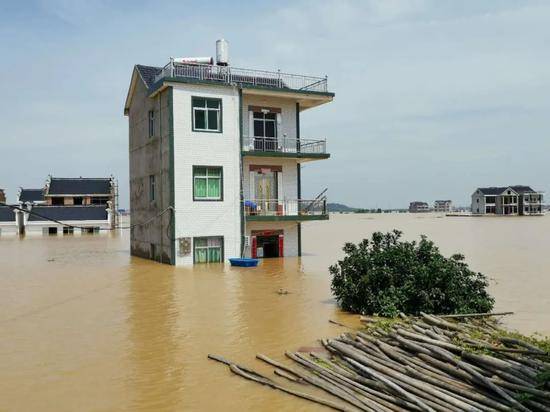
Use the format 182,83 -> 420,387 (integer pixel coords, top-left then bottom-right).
216,39 -> 229,66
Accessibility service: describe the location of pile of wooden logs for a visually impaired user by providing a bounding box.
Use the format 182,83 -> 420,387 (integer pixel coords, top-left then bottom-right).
209,313 -> 550,411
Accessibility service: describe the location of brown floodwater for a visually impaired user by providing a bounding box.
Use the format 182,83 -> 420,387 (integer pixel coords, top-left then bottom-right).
1,213 -> 549,411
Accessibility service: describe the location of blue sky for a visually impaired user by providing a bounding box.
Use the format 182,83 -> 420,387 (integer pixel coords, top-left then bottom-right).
1,0 -> 549,208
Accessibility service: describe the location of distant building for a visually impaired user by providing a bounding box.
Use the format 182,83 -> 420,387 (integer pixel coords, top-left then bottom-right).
409,201 -> 430,213
0,189 -> 5,204
0,176 -> 118,237
44,176 -> 116,207
471,186 -> 543,215
18,188 -> 46,204
434,200 -> 453,213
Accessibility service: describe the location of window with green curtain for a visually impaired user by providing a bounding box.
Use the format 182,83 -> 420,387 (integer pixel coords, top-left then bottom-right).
193,166 -> 222,200
192,97 -> 221,132
194,237 -> 222,263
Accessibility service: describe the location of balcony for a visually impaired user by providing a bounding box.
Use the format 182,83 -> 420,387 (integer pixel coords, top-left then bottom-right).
154,61 -> 329,94
242,136 -> 329,160
244,198 -> 328,222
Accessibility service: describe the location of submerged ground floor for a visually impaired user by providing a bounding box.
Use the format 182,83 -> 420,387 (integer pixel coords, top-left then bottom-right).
132,220 -> 304,265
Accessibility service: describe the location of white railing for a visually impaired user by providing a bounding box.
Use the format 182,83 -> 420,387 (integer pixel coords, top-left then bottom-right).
154,61 -> 328,93
242,136 -> 326,154
244,198 -> 327,217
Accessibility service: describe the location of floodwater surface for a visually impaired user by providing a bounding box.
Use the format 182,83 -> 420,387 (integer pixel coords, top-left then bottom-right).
1,213 -> 549,411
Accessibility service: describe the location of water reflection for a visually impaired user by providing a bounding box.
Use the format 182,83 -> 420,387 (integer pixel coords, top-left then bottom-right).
127,263 -> 183,411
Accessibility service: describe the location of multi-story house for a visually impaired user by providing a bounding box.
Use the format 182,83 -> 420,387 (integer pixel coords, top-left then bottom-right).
434,200 -> 453,213
124,40 -> 333,265
409,201 -> 430,213
471,186 -> 544,215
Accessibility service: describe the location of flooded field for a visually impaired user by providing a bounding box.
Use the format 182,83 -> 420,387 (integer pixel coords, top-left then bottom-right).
1,213 -> 549,411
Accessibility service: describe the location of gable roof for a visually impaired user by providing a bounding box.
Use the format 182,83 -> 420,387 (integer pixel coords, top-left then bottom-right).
136,65 -> 162,88
509,185 -> 536,194
47,178 -> 112,196
19,188 -> 45,202
0,206 -> 15,222
124,65 -> 162,115
28,206 -> 108,222
476,186 -> 536,195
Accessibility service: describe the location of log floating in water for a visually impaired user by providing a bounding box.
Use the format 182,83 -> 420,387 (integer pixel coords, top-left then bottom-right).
209,354 -> 355,411
210,314 -> 550,411
437,312 -> 514,319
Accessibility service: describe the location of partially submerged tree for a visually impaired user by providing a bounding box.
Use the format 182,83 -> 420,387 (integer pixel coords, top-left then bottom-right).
330,230 -> 494,316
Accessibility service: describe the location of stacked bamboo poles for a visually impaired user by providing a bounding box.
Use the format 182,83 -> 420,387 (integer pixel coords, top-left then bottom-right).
209,313 -> 550,411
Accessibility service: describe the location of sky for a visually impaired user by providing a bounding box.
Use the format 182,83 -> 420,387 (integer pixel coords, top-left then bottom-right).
1,0 -> 549,209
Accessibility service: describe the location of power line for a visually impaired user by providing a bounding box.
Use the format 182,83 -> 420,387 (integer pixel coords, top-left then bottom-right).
0,203 -> 173,231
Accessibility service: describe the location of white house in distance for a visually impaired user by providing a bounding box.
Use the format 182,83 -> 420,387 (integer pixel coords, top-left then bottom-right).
124,40 -> 333,265
434,200 -> 453,213
471,186 -> 544,215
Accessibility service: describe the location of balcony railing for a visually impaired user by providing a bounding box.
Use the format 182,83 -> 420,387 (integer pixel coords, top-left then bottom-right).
242,136 -> 327,155
244,198 -> 327,217
154,61 -> 328,93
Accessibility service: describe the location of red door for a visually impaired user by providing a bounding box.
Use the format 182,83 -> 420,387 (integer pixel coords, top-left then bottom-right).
278,234 -> 284,257
251,236 -> 257,258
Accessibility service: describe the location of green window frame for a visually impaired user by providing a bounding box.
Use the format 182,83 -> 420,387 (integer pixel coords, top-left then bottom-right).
192,97 -> 222,132
193,166 -> 223,201
148,110 -> 155,138
194,236 -> 223,263
149,174 -> 156,202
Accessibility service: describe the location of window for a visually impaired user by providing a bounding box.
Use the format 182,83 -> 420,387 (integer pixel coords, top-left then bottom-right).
73,197 -> 83,205
148,110 -> 155,138
194,237 -> 223,263
63,226 -> 74,235
253,111 -> 277,138
52,197 -> 64,205
192,97 -> 222,132
91,196 -> 109,205
149,175 -> 156,202
193,167 -> 222,200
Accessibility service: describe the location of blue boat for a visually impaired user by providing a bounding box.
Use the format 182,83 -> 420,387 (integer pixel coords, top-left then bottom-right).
229,258 -> 259,267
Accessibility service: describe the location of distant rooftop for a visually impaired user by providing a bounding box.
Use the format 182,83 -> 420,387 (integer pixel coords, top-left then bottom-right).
477,186 -> 539,195
0,206 -> 15,222
47,178 -> 112,196
28,206 -> 108,222
137,61 -> 330,95
19,188 -> 44,203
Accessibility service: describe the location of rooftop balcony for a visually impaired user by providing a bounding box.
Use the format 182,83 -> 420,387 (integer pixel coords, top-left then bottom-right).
154,61 -> 330,94
244,198 -> 328,222
242,136 -> 329,160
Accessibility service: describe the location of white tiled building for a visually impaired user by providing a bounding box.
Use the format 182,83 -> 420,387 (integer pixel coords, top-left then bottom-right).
124,40 -> 333,265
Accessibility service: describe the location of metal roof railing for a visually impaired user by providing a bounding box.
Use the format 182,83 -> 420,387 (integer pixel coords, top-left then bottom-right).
154,61 -> 328,93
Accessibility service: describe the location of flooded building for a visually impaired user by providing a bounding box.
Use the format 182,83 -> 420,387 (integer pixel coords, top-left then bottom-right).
471,186 -> 544,215
124,40 -> 333,265
0,176 -> 118,236
434,200 -> 453,213
43,176 -> 116,207
409,201 -> 430,213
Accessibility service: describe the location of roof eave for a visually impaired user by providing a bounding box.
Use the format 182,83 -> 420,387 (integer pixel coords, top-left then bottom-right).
124,66 -> 148,116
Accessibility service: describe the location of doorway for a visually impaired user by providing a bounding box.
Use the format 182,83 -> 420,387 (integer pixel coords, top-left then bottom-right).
254,170 -> 278,214
257,236 -> 279,258
251,230 -> 284,259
